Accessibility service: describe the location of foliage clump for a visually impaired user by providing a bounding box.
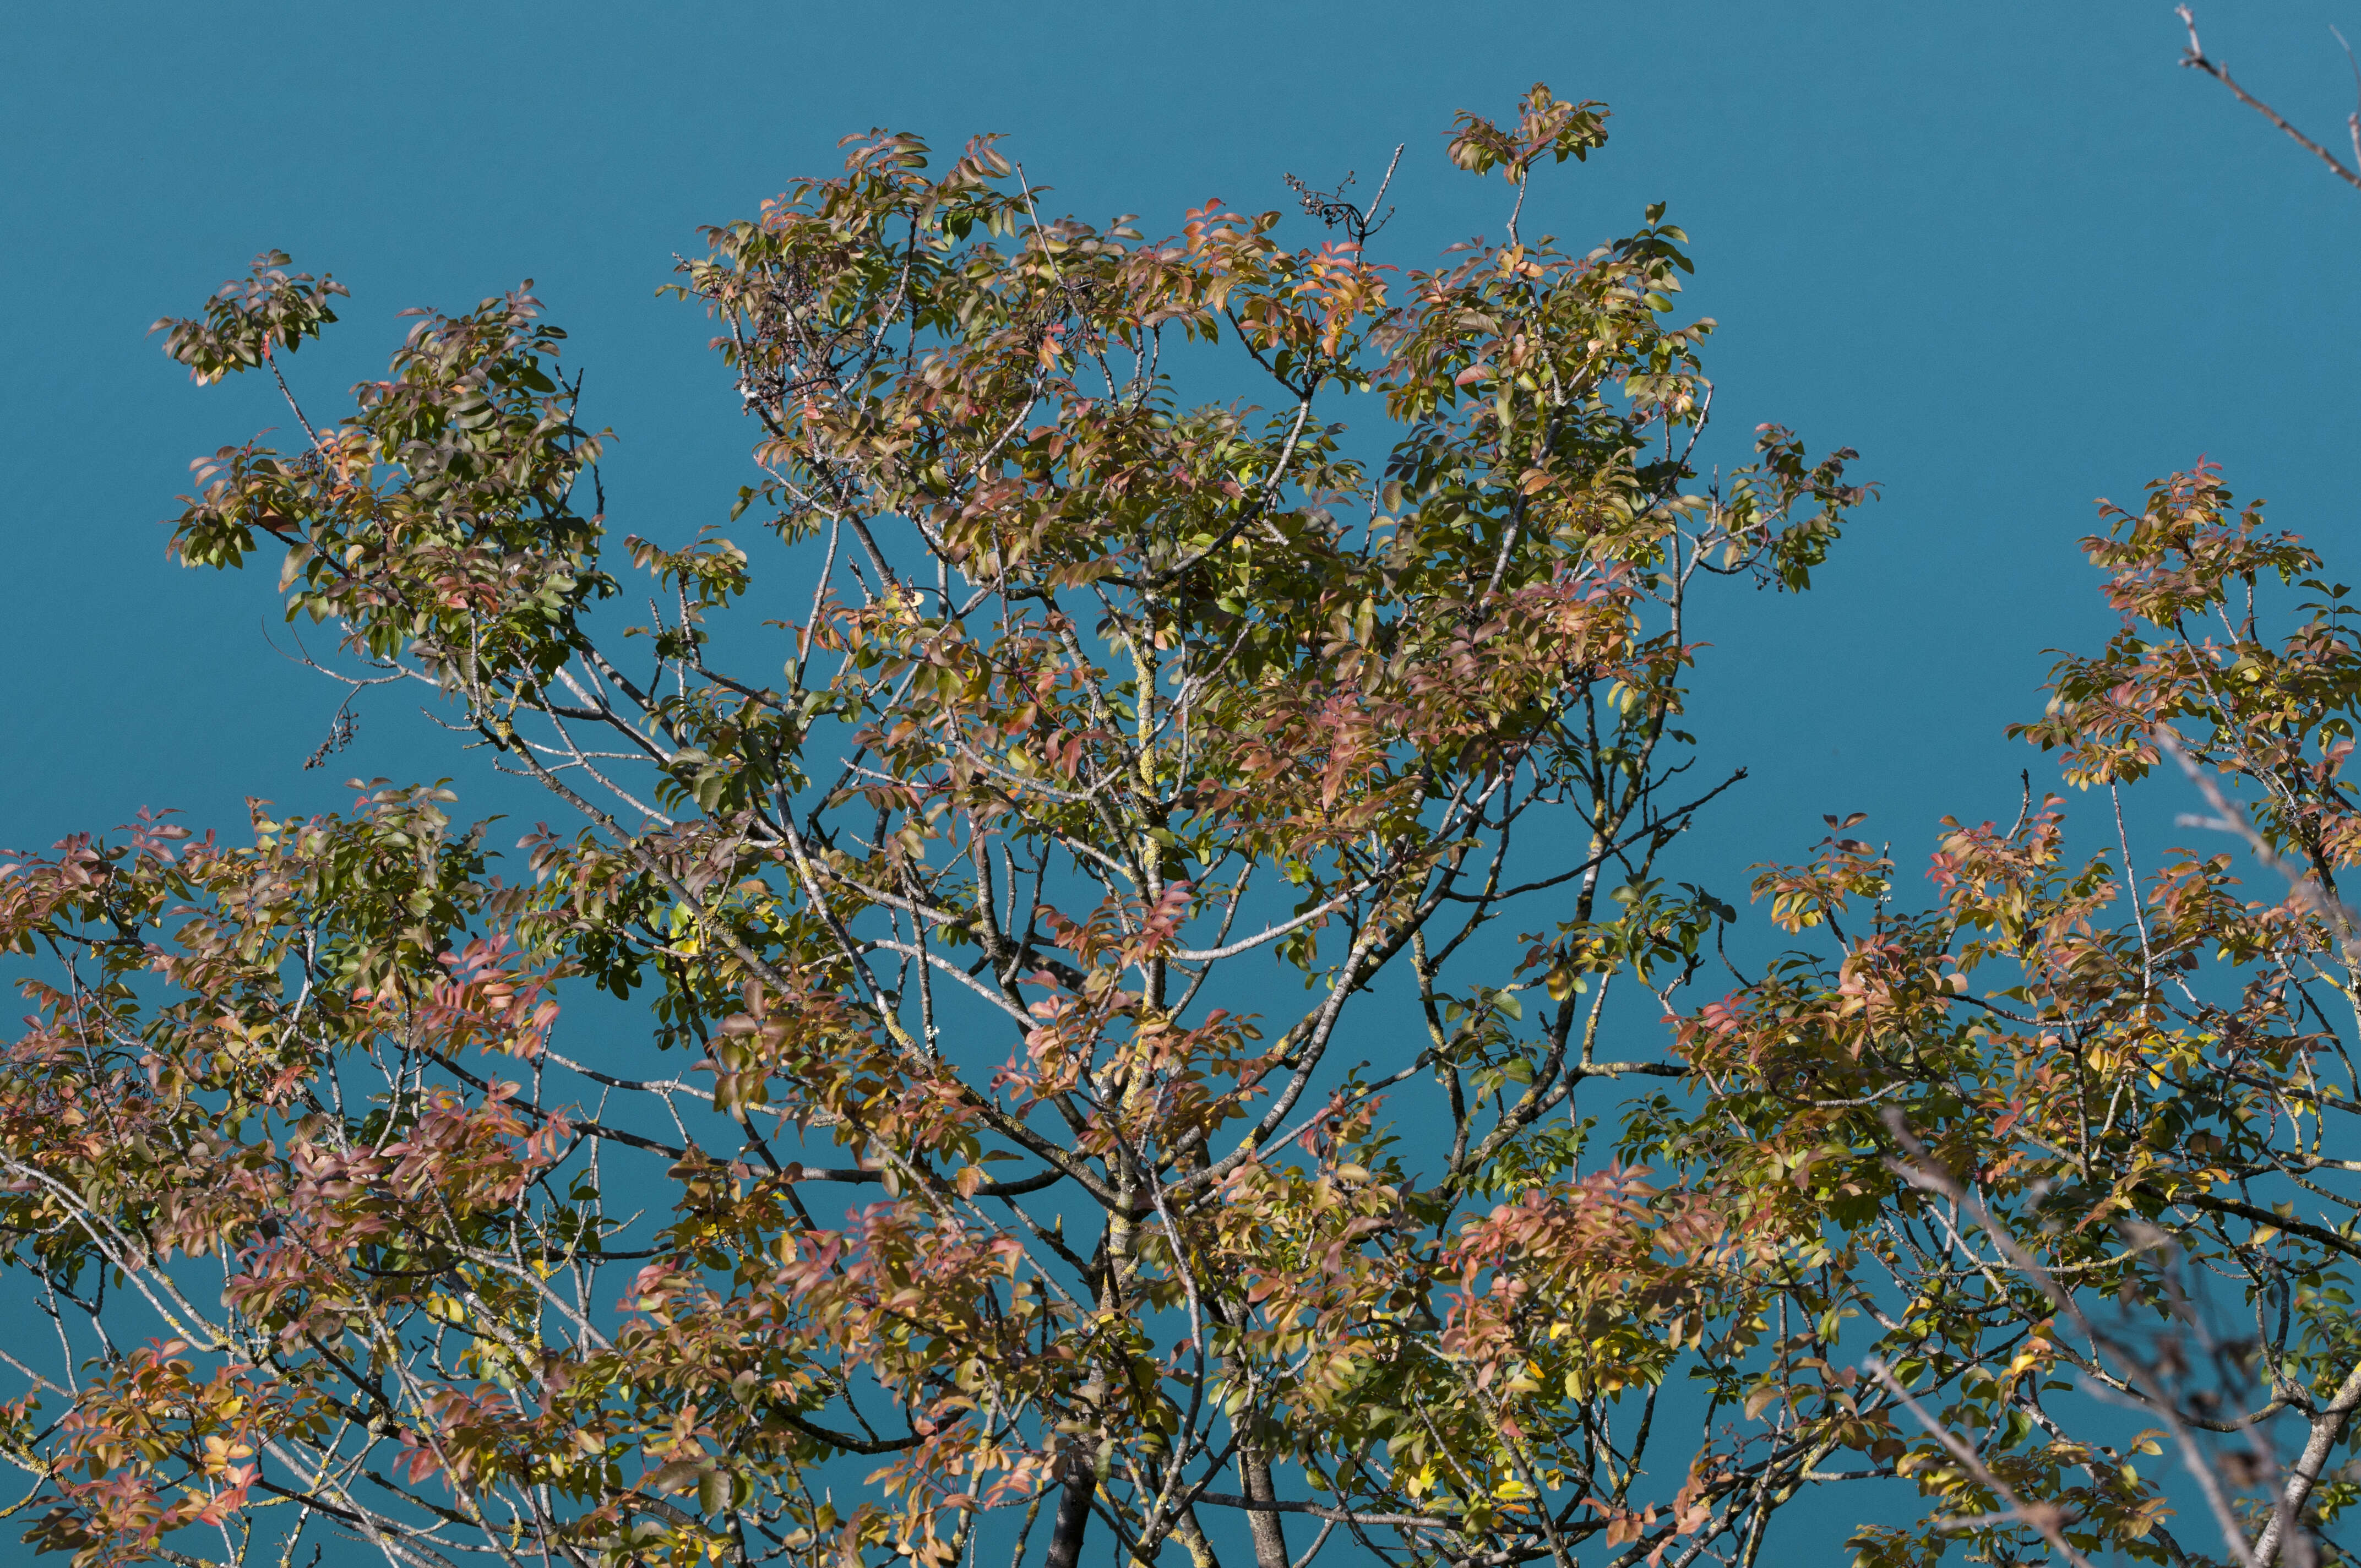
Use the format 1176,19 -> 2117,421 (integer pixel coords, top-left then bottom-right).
8,78 -> 2359,1568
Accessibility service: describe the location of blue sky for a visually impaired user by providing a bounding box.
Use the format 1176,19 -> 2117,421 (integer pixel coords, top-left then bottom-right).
10,1 -> 2361,881
8,1 -> 2361,872
6,2 -> 2361,1557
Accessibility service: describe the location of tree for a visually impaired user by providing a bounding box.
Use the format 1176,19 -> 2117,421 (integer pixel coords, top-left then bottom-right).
14,74 -> 2361,1568
1662,465 -> 2361,1568
2,83 -> 1875,1568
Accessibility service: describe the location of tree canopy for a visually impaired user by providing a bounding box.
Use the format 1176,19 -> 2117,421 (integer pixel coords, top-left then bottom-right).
6,79 -> 2361,1568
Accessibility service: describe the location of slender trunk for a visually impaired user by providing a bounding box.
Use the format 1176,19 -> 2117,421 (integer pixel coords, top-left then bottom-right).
1049,1201 -> 1131,1568
2254,1355 -> 2361,1566
1240,1447 -> 1288,1568
1042,1457 -> 1096,1568
1200,1247 -> 1288,1568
